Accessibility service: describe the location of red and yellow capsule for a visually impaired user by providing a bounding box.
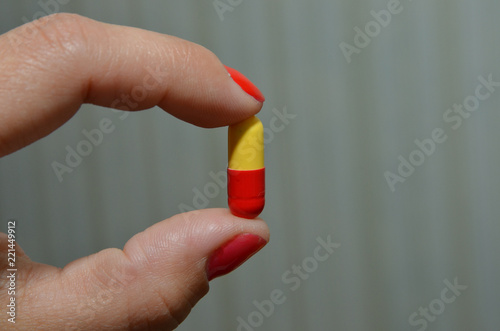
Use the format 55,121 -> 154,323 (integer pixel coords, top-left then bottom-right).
228,116 -> 265,219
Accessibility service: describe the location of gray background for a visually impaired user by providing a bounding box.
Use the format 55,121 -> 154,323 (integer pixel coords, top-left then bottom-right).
1,0 -> 500,330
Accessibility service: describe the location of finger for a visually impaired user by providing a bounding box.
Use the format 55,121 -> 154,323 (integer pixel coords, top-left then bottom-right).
0,13 -> 264,157
7,209 -> 269,330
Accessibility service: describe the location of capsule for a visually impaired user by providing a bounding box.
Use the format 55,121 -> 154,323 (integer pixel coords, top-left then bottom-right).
228,116 -> 265,219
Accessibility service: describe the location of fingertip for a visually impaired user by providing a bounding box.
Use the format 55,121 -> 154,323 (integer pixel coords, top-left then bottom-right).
224,65 -> 266,103
206,232 -> 267,281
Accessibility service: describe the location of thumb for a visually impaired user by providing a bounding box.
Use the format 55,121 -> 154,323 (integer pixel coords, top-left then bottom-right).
14,209 -> 269,330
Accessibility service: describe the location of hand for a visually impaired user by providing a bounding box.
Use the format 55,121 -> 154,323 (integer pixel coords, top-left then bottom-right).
0,13 -> 269,330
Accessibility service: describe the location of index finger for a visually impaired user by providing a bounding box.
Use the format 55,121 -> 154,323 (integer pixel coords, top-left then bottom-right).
0,14 -> 263,157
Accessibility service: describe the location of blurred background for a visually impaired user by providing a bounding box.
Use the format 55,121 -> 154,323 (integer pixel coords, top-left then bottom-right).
1,0 -> 500,330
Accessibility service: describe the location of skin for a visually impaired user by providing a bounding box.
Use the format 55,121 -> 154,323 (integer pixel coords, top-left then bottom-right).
0,13 -> 269,330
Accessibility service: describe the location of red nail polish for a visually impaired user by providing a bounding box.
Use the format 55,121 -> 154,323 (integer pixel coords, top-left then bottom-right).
207,233 -> 267,281
224,65 -> 265,103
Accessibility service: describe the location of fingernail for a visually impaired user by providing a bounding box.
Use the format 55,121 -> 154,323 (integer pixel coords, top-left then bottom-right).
224,65 -> 265,103
206,233 -> 267,281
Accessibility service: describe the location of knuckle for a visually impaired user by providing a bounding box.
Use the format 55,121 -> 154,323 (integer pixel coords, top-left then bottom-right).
32,13 -> 89,56
86,249 -> 137,302
8,13 -> 90,62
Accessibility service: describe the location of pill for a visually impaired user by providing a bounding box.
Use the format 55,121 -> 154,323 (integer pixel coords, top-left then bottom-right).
227,116 -> 265,219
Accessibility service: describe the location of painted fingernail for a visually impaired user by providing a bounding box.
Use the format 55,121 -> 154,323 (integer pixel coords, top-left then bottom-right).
206,233 -> 267,281
224,65 -> 265,103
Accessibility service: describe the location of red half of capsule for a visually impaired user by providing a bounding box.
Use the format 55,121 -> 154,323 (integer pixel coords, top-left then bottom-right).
227,168 -> 265,219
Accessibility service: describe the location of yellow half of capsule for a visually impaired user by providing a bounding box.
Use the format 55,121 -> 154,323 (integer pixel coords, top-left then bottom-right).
228,116 -> 264,170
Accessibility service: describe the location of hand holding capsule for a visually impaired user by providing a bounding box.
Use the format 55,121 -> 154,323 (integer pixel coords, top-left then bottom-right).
0,13 -> 268,330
